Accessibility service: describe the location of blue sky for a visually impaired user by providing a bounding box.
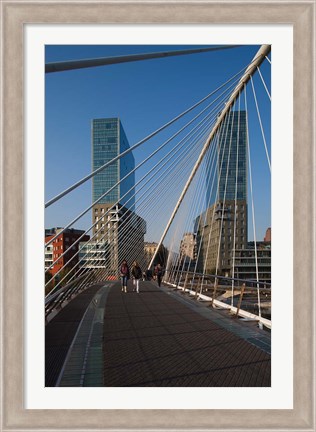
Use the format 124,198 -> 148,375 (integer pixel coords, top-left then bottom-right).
45,44 -> 271,242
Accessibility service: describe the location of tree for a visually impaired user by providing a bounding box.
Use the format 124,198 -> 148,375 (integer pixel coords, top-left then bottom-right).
45,270 -> 54,295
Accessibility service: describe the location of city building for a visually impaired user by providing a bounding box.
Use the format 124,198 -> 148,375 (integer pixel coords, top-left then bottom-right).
232,242 -> 271,283
45,228 -> 90,276
144,242 -> 158,265
179,232 -> 196,261
264,227 -> 271,242
81,206 -> 146,278
206,110 -> 247,205
196,110 -> 248,275
195,200 -> 247,275
92,117 -> 135,211
78,241 -> 109,269
91,118 -> 146,273
144,242 -> 168,268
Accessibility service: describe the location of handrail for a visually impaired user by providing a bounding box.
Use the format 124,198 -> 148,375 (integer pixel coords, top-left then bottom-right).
166,270 -> 271,288
45,271 -> 90,304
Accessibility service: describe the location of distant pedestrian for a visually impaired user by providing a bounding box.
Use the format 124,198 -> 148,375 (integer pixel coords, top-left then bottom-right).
131,261 -> 142,293
146,269 -> 152,281
120,260 -> 130,293
154,263 -> 163,287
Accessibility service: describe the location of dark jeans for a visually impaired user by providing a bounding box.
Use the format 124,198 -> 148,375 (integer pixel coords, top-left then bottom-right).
121,275 -> 128,286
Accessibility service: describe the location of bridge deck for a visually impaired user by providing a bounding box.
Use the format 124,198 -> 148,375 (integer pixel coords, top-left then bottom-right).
102,281 -> 270,387
46,280 -> 271,387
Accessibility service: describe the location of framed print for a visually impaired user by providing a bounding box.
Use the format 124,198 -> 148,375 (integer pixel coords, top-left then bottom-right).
1,0 -> 315,431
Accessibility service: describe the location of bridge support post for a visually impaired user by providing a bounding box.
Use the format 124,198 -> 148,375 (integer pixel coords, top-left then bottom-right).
210,278 -> 218,307
235,283 -> 246,317
195,277 -> 201,299
183,273 -> 189,292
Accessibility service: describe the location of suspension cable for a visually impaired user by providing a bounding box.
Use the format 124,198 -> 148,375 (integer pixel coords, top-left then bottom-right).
231,96 -> 241,306
250,75 -> 271,172
244,84 -> 261,319
257,66 -> 271,101
46,94 -> 224,276
46,114 -> 210,291
45,65 -> 249,208
45,74 -> 241,247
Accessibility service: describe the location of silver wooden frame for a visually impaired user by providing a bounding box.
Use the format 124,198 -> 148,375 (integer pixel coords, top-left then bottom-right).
1,1 -> 315,430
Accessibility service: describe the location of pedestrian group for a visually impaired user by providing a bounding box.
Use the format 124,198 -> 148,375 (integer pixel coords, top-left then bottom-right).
119,259 -> 164,293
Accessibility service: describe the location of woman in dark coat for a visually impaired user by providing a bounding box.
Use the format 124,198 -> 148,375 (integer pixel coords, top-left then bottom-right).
120,259 -> 130,293
131,261 -> 142,293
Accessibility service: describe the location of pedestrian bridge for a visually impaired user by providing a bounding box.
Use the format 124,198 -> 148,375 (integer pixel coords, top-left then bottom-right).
45,44 -> 271,388
46,279 -> 270,387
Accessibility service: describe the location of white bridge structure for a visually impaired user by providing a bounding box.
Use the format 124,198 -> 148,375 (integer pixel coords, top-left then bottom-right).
45,45 -> 271,330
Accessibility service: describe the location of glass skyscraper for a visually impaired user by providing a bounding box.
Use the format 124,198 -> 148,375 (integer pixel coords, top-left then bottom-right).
92,118 -> 135,209
91,118 -> 146,274
218,110 -> 247,202
197,110 -> 248,275
206,110 -> 247,205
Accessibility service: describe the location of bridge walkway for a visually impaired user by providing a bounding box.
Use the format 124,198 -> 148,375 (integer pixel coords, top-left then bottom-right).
102,280 -> 270,387
46,280 -> 271,387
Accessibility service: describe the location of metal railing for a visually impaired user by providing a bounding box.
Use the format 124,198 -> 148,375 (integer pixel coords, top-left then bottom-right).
45,269 -> 99,319
164,270 -> 271,329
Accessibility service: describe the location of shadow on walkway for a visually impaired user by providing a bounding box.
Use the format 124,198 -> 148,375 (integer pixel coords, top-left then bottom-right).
103,280 -> 271,387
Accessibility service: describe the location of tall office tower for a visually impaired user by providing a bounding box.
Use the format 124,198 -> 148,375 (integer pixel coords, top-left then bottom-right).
197,110 -> 248,275
91,118 -> 145,276
206,110 -> 247,205
92,118 -> 135,210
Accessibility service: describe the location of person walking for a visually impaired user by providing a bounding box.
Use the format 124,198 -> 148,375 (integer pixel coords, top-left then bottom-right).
131,261 -> 142,293
120,259 -> 130,293
154,263 -> 163,287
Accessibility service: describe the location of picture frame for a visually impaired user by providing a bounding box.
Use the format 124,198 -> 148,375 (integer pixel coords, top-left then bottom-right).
1,0 -> 314,430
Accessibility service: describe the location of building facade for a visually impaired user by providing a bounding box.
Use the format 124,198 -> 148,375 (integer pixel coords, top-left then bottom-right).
91,118 -> 145,274
45,227 -> 90,276
144,242 -> 168,268
233,242 -> 271,283
78,241 -> 109,269
92,118 -> 135,209
197,110 -> 248,275
179,232 -> 196,261
206,110 -> 247,205
195,199 -> 247,275
264,227 -> 271,242
144,242 -> 158,265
